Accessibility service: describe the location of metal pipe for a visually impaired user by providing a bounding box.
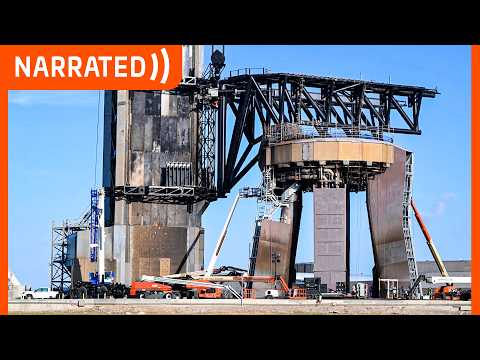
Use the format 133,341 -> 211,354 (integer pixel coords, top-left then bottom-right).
205,193 -> 241,276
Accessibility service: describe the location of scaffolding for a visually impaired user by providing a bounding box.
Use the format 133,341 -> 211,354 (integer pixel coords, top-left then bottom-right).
50,210 -> 90,294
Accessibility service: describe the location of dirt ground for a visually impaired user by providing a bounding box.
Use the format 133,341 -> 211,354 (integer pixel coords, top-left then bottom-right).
8,299 -> 472,315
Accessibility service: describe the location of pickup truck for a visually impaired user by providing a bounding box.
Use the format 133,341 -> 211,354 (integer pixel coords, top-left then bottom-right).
22,287 -> 59,299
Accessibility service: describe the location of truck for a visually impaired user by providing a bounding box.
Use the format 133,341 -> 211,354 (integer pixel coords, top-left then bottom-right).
22,287 -> 59,299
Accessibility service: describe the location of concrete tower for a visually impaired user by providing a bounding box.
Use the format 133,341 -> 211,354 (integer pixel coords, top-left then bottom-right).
97,46 -> 205,284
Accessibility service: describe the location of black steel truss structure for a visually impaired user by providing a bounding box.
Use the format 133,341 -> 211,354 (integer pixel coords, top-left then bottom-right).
197,100 -> 216,189
119,72 -> 436,204
113,185 -> 218,204
50,217 -> 90,294
215,73 -> 437,195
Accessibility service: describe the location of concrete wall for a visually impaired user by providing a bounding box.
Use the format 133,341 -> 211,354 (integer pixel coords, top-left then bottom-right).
73,46 -> 206,284
114,46 -> 204,284
313,187 -> 349,292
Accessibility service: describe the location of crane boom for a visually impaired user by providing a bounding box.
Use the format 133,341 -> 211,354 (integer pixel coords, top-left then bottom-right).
205,187 -> 261,276
410,199 -> 449,277
205,193 -> 241,276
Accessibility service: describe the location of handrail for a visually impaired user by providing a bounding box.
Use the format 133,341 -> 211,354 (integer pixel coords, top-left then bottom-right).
265,124 -> 394,144
229,67 -> 271,77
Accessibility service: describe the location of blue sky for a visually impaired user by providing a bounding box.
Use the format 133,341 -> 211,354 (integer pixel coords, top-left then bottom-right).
8,46 -> 471,287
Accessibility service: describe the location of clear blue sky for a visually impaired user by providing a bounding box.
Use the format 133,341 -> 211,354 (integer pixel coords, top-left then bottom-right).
8,46 -> 471,288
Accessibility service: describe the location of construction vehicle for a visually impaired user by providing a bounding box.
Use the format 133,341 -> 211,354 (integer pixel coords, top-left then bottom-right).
69,279 -> 128,299
124,185 -> 305,301
264,275 -> 289,299
194,287 -> 223,299
195,274 -> 307,299
66,189 -> 131,299
140,275 -> 240,299
407,275 -> 471,300
408,200 -> 471,299
130,278 -> 227,299
212,266 -> 247,276
205,187 -> 260,276
129,281 -> 179,299
433,285 -> 459,300
67,270 -> 129,299
263,275 -> 306,299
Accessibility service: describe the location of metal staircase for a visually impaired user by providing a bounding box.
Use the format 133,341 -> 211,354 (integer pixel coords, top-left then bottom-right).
248,166 -> 301,279
402,153 -> 422,299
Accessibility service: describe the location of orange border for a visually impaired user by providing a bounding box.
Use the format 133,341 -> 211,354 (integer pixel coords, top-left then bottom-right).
472,45 -> 479,315
1,88 -> 7,315
0,45 -> 182,315
1,45 -> 476,315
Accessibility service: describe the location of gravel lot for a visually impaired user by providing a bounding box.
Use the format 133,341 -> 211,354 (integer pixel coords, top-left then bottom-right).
8,299 -> 472,315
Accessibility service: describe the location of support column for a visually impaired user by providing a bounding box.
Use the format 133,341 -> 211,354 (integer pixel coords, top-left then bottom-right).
313,187 -> 349,293
367,147 -> 419,296
250,188 -> 302,295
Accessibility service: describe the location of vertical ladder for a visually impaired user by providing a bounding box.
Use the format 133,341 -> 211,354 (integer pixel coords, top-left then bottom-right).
402,153 -> 422,298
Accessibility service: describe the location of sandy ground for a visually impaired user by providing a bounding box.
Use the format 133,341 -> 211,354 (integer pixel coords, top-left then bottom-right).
8,299 -> 472,315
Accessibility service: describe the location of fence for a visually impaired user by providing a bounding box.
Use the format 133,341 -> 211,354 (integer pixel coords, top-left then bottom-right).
229,67 -> 271,77
265,123 -> 394,144
242,288 -> 256,299
289,288 -> 307,299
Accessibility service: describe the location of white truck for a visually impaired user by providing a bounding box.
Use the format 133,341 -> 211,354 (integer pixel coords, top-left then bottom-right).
22,287 -> 59,299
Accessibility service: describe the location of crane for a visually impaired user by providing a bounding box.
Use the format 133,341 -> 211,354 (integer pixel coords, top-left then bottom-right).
204,182 -> 301,277
408,199 -> 471,299
205,187 -> 261,276
410,199 -> 448,277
